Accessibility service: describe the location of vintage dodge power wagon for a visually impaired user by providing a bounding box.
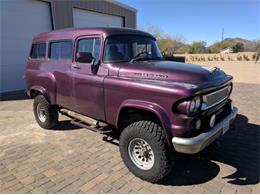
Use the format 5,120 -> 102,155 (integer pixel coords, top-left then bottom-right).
26,27 -> 238,182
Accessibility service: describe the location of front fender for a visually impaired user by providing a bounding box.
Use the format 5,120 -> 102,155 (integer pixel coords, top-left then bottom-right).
117,99 -> 172,145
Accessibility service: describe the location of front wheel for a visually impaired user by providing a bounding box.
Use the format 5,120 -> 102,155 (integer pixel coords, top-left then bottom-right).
119,120 -> 173,183
33,95 -> 58,129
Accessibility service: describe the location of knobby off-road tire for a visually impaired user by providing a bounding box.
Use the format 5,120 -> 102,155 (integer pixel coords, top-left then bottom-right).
33,95 -> 58,129
119,120 -> 173,183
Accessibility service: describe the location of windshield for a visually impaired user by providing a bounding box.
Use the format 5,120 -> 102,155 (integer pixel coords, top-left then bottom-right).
104,35 -> 163,63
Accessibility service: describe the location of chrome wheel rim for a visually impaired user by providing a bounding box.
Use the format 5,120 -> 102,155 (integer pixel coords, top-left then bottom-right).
128,138 -> 155,170
37,104 -> 46,122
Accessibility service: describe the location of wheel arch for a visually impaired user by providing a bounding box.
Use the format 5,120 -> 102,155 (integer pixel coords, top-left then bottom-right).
26,70 -> 57,104
28,86 -> 55,104
117,99 -> 172,145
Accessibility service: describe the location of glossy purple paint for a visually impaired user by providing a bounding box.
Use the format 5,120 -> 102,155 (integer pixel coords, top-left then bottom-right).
26,27 -> 233,143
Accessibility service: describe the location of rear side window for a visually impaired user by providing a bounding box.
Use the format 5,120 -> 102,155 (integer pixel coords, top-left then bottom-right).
49,41 -> 72,60
30,43 -> 46,59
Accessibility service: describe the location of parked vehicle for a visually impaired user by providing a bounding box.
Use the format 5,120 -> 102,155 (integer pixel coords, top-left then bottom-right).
26,27 -> 238,182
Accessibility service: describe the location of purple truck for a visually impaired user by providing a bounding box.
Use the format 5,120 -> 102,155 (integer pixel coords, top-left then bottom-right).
26,27 -> 238,182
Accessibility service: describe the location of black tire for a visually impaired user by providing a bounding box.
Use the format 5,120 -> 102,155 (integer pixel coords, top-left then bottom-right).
119,120 -> 173,183
33,95 -> 58,129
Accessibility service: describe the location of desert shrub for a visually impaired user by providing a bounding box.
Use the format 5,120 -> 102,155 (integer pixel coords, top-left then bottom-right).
252,53 -> 256,60
243,54 -> 249,61
237,55 -> 242,61
214,55 -> 219,61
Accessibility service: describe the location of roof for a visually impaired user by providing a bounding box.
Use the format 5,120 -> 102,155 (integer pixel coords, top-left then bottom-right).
33,27 -> 154,42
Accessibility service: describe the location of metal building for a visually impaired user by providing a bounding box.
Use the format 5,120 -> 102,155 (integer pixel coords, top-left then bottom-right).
0,0 -> 136,95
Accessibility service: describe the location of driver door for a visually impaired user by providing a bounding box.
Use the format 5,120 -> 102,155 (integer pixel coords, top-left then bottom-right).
71,36 -> 106,120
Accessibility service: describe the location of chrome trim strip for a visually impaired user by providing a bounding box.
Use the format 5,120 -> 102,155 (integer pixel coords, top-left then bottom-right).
172,106 -> 238,154
201,86 -> 229,110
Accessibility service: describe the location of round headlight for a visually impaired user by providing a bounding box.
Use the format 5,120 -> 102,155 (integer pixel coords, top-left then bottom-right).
189,99 -> 196,113
195,97 -> 202,110
189,96 -> 202,113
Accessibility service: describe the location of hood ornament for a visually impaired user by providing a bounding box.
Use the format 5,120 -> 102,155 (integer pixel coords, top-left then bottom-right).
202,66 -> 220,73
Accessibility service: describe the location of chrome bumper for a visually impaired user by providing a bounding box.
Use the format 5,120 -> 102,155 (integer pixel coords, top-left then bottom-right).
172,106 -> 238,154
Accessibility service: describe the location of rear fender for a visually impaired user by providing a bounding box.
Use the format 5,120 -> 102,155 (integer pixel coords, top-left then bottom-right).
28,86 -> 55,104
26,70 -> 57,104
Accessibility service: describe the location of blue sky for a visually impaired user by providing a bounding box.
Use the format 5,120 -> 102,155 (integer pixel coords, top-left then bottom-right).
119,0 -> 260,45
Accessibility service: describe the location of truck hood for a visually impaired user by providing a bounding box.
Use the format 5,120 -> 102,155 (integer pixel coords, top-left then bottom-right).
118,61 -> 228,85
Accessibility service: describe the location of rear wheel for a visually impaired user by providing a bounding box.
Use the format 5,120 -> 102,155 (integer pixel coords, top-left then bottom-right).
119,120 -> 173,182
33,95 -> 58,129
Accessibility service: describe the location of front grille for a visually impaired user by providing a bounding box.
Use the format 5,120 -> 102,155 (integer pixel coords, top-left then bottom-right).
181,100 -> 232,138
202,86 -> 229,110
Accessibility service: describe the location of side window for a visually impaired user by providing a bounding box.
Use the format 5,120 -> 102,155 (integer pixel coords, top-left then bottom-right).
50,42 -> 60,59
38,43 -> 46,58
77,38 -> 101,62
93,39 -> 101,60
30,43 -> 46,59
30,44 -> 38,59
49,41 -> 72,60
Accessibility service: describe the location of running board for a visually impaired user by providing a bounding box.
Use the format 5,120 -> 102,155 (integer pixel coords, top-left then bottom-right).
59,109 -> 109,128
70,120 -> 112,134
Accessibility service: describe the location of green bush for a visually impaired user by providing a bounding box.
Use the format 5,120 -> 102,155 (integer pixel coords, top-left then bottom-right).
232,42 -> 244,53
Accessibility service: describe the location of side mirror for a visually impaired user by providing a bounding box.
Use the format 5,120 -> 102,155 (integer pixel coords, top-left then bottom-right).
76,52 -> 93,63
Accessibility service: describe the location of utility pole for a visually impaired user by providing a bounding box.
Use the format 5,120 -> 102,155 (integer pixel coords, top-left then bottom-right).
222,28 -> 225,42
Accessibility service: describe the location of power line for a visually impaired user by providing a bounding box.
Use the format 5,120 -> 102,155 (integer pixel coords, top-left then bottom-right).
222,28 -> 225,42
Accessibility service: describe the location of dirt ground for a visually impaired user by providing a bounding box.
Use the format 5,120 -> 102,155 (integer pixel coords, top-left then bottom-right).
0,62 -> 259,193
191,61 -> 260,84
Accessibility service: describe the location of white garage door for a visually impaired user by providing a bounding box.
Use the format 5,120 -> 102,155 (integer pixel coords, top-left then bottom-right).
73,8 -> 123,28
0,0 -> 52,93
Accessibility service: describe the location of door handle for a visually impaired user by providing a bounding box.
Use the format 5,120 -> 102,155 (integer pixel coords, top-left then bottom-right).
71,64 -> 80,69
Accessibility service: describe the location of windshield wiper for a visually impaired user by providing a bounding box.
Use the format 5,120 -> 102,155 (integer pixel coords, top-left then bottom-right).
130,51 -> 149,63
130,56 -> 163,63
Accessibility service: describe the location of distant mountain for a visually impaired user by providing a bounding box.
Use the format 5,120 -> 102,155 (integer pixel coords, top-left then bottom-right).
209,38 -> 259,52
